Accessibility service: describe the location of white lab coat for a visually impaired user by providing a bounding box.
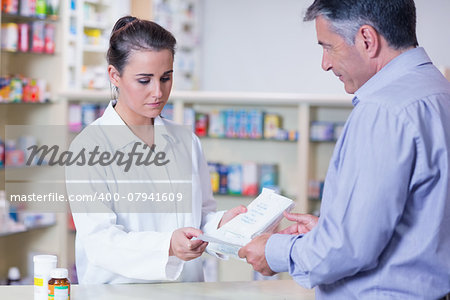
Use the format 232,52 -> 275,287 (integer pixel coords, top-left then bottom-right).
66,101 -> 224,284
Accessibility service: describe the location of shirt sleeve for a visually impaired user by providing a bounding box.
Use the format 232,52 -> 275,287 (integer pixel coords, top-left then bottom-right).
191,134 -> 226,257
66,136 -> 184,282
192,134 -> 225,232
266,103 -> 417,288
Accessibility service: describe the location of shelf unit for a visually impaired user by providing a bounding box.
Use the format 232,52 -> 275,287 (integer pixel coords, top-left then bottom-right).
61,0 -> 113,91
0,6 -> 71,283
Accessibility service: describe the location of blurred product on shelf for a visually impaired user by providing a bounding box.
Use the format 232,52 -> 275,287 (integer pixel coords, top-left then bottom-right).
162,104 -> 298,141
0,188 -> 56,235
83,28 -> 101,45
308,179 -> 325,201
208,162 -> 220,194
17,23 -> 29,51
227,164 -> 242,195
208,162 -> 279,196
35,0 -> 47,18
1,0 -> 19,14
194,112 -> 208,137
310,121 -> 337,142
198,108 -> 296,141
208,110 -> 225,138
0,138 -> 5,167
43,23 -> 55,53
264,114 -> 282,139
81,65 -> 109,90
7,266 -> 21,285
45,0 -> 59,17
0,75 -> 48,102
83,1 -> 106,23
259,164 -> 279,193
30,21 -> 44,52
242,162 -> 258,196
2,0 -> 60,18
68,102 -> 107,132
1,22 -> 18,51
1,21 -> 56,53
218,163 -> 228,195
161,103 -> 174,120
0,190 -> 25,234
2,135 -> 40,167
19,0 -> 35,16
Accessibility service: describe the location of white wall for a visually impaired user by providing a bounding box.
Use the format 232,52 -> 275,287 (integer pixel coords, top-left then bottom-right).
201,0 -> 450,94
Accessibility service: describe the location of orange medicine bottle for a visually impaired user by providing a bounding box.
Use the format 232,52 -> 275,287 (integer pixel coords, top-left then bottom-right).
48,268 -> 70,300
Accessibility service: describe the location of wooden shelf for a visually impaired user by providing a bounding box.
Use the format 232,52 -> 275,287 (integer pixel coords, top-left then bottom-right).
1,13 -> 59,23
0,221 -> 56,238
199,136 -> 297,143
0,101 -> 52,105
83,45 -> 107,53
1,49 -> 56,56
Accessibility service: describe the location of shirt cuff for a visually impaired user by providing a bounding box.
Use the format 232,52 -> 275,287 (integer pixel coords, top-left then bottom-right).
266,233 -> 300,273
202,210 -> 226,233
165,255 -> 184,280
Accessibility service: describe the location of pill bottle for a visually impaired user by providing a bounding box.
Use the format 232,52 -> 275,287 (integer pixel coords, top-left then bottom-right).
34,255 -> 57,300
48,268 -> 70,300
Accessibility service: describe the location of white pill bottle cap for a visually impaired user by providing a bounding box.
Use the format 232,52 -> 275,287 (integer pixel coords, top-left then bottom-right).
50,268 -> 68,279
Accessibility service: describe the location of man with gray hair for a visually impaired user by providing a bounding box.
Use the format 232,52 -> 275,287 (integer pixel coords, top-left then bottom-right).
239,0 -> 450,298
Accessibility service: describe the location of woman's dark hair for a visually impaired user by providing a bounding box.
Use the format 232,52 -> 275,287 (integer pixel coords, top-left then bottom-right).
107,16 -> 177,75
304,0 -> 418,50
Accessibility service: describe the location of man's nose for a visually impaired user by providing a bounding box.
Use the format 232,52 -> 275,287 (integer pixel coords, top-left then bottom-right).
321,52 -> 332,71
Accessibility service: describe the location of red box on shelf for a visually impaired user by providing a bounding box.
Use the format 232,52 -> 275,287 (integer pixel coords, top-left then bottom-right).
30,21 -> 45,53
5,150 -> 25,167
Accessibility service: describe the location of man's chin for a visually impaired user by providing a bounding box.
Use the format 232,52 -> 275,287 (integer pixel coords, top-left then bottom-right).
343,84 -> 356,94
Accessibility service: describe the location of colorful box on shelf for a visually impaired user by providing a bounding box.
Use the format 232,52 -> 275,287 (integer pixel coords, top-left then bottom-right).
2,135 -> 41,167
0,139 -> 5,167
160,105 -> 297,141
310,121 -> 346,142
1,21 -> 56,54
2,0 -> 60,17
308,179 -> 325,201
310,121 -> 335,142
68,102 -> 107,132
0,76 -> 48,102
208,162 -> 278,196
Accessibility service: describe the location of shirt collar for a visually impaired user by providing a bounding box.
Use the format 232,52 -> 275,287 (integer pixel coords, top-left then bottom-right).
354,47 -> 432,104
97,100 -> 178,151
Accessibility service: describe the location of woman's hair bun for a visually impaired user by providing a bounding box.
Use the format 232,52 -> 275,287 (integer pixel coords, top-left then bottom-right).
111,16 -> 137,34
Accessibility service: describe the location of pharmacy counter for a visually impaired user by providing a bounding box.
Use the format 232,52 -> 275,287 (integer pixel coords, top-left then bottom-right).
0,279 -> 314,299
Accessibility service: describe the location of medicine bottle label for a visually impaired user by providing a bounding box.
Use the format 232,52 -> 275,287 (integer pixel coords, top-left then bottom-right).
35,277 -> 44,286
48,285 -> 69,300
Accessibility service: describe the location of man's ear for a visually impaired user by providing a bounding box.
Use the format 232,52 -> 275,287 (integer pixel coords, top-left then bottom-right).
356,25 -> 380,58
108,65 -> 121,88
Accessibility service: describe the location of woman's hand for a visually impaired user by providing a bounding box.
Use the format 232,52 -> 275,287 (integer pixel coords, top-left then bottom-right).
169,227 -> 208,261
278,211 -> 319,235
218,205 -> 247,228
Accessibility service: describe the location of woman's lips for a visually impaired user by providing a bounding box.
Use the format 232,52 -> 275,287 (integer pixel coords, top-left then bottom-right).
144,102 -> 162,108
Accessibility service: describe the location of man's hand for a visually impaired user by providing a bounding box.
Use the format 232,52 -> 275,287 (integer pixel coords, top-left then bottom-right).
238,233 -> 276,276
169,227 -> 208,261
278,211 -> 319,235
218,205 -> 247,228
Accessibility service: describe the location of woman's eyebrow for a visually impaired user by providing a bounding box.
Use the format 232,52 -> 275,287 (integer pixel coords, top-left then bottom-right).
135,70 -> 173,76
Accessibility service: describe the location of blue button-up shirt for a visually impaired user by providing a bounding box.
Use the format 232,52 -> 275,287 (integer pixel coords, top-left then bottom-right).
266,47 -> 450,299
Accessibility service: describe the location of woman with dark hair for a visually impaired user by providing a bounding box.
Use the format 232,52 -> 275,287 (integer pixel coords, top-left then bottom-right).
66,16 -> 245,284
